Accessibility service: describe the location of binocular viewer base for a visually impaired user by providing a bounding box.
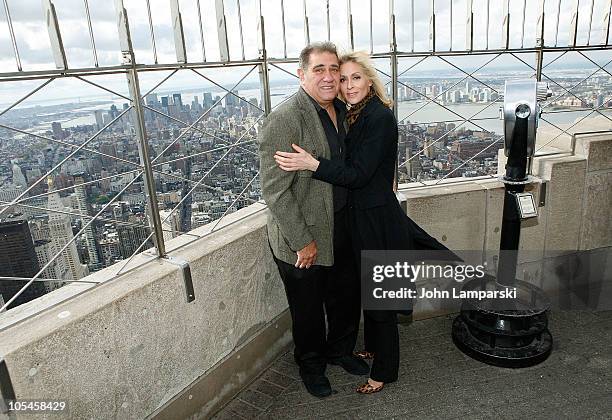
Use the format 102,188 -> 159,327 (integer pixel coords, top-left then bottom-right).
451,277 -> 553,368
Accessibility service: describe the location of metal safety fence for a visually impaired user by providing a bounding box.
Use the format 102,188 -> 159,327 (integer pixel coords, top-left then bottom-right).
0,0 -> 610,313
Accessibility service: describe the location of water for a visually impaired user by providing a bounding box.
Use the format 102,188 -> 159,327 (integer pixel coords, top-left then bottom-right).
32,84 -> 612,135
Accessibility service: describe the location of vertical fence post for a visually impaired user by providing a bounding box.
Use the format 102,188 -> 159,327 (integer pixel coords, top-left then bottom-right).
533,0 -> 546,176
44,0 -> 68,70
280,0 -> 287,58
390,2 -> 398,119
257,10 -> 271,116
450,0 -> 453,50
502,0 -> 510,49
536,0 -> 545,81
569,0 -> 580,47
390,0 -> 399,191
466,0 -> 473,51
83,0 -> 99,67
303,0 -> 310,45
347,0 -> 354,50
216,0 -> 230,62
2,0 -> 22,71
603,0 -> 611,45
115,0 -> 166,258
429,0 -> 436,52
170,0 -> 187,63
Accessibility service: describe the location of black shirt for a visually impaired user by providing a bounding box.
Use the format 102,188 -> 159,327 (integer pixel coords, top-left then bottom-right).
306,93 -> 348,212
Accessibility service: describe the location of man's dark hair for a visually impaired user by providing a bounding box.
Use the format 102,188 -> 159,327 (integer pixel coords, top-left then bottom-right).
298,42 -> 338,72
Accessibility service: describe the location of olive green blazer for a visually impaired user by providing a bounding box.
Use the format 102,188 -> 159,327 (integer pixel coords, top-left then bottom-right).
258,88 -> 335,266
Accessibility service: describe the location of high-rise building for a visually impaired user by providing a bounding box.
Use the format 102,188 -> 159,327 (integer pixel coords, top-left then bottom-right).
451,90 -> 461,103
225,90 -> 241,107
99,235 -> 121,265
423,138 -> 435,158
29,217 -> 50,241
161,96 -> 169,109
173,93 -> 183,108
12,163 -> 27,189
431,84 -> 440,98
116,216 -> 153,259
73,173 -> 101,271
110,104 -> 119,118
34,239 -> 66,292
470,87 -> 480,102
94,110 -> 104,129
46,177 -> 88,281
51,121 -> 64,139
99,143 -> 117,167
0,183 -> 23,215
191,96 -> 200,112
203,92 -> 213,109
160,209 -> 181,242
0,219 -> 47,309
481,88 -> 491,102
145,93 -> 159,106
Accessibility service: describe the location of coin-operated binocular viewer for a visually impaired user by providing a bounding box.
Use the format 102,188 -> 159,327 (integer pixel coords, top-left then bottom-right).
452,80 -> 554,368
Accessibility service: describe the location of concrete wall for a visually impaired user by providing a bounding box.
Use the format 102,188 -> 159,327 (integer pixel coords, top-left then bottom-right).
0,134 -> 610,419
0,204 -> 289,420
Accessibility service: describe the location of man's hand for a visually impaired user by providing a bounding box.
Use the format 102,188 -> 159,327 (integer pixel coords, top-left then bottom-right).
296,240 -> 317,269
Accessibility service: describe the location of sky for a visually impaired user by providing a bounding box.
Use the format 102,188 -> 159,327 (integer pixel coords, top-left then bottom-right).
0,0 -> 610,105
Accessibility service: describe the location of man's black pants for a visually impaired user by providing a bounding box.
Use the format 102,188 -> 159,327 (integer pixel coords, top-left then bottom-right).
272,207 -> 360,375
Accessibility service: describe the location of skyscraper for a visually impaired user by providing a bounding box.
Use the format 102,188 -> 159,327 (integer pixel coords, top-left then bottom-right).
94,110 -> 104,129
173,93 -> 183,108
203,92 -> 213,109
46,177 -> 88,281
225,90 -> 239,107
73,173 -> 101,271
0,219 -> 47,309
145,93 -> 159,106
12,163 -> 27,189
51,121 -> 64,139
0,183 -> 24,215
110,104 -> 119,118
34,239 -> 65,292
117,215 -> 153,259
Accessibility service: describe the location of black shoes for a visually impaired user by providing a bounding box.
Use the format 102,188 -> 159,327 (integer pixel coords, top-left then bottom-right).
298,354 -> 370,397
328,355 -> 370,376
299,372 -> 332,398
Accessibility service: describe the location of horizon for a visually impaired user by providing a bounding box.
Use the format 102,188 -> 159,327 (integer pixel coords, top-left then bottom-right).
1,63 -> 608,110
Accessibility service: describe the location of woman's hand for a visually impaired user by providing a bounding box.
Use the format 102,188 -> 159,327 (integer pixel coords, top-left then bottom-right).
274,144 -> 320,172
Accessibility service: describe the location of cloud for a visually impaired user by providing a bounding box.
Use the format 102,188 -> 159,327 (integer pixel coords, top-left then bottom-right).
0,0 -> 608,93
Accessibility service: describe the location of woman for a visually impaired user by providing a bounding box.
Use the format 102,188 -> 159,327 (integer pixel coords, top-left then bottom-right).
274,51 -> 452,394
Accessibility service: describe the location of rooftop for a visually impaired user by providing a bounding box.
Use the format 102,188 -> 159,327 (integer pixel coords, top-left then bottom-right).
214,310 -> 612,419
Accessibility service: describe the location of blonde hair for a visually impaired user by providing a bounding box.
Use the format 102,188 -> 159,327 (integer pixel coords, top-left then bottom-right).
339,50 -> 393,108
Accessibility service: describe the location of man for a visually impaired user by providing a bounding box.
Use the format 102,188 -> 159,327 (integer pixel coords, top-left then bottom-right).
258,42 -> 368,398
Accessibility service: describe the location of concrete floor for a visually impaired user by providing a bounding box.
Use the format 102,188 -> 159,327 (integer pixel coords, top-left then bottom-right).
213,311 -> 612,420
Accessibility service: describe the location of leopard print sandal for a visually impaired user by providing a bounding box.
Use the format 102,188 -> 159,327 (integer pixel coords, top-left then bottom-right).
356,380 -> 384,394
353,350 -> 375,360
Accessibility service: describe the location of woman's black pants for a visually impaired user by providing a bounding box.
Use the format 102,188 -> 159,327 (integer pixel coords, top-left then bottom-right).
364,309 -> 399,383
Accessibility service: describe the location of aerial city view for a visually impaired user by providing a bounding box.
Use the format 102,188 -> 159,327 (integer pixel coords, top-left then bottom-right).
1,63 -> 611,308
0,60 -> 610,308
